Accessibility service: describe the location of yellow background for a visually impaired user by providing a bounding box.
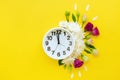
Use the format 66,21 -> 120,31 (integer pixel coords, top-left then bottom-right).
0,0 -> 120,80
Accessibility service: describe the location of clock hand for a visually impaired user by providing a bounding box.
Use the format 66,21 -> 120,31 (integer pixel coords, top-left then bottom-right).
57,34 -> 60,44
58,34 -> 60,44
52,45 -> 59,55
60,44 -> 65,47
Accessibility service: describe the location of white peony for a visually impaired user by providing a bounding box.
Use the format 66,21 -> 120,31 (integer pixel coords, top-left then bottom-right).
62,56 -> 75,66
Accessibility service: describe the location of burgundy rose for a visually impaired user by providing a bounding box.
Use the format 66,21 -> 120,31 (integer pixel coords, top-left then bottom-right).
84,22 -> 93,31
92,27 -> 100,36
74,59 -> 84,68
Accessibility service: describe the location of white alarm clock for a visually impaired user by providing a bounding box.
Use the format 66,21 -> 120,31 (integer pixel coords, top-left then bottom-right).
42,27 -> 75,60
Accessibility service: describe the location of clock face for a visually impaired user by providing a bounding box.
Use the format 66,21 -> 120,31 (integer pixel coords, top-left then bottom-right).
42,28 -> 75,60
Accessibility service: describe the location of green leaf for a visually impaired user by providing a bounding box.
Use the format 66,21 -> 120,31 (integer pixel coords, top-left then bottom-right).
65,11 -> 70,22
76,11 -> 80,17
72,13 -> 76,22
58,59 -> 64,66
85,42 -> 96,49
63,65 -> 67,69
84,49 -> 91,54
84,33 -> 92,39
81,54 -> 89,61
65,11 -> 70,16
84,34 -> 91,39
76,11 -> 80,22
82,14 -> 87,24
68,65 -> 72,72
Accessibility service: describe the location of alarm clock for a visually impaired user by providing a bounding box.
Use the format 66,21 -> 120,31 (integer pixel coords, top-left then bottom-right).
42,27 -> 75,60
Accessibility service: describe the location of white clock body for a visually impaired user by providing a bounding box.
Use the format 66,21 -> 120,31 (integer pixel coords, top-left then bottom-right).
42,27 -> 75,60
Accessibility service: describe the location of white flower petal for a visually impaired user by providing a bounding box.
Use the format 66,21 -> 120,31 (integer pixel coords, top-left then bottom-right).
92,16 -> 98,21
84,66 -> 88,72
78,71 -> 82,77
70,73 -> 74,79
62,57 -> 75,65
86,4 -> 90,12
59,21 -> 68,28
74,3 -> 77,10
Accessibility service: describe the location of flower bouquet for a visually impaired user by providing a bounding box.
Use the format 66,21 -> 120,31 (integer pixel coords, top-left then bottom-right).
57,11 -> 100,71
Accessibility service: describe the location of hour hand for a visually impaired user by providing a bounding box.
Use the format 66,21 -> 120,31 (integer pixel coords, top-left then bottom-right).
52,45 -> 59,55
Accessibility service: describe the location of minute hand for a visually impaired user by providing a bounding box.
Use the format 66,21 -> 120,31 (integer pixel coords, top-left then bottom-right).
57,34 -> 60,44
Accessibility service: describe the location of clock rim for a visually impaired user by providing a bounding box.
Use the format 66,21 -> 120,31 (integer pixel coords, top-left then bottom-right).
42,27 -> 75,60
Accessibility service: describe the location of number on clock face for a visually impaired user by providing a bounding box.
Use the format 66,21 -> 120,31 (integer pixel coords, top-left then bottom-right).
63,51 -> 66,55
47,36 -> 52,40
43,28 -> 75,60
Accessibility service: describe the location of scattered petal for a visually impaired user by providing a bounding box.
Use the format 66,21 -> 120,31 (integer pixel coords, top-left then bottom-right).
92,27 -> 100,36
74,3 -> 77,10
84,66 -> 88,72
84,22 -> 93,31
70,73 -> 74,79
86,4 -> 90,12
78,71 -> 82,77
92,16 -> 98,21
